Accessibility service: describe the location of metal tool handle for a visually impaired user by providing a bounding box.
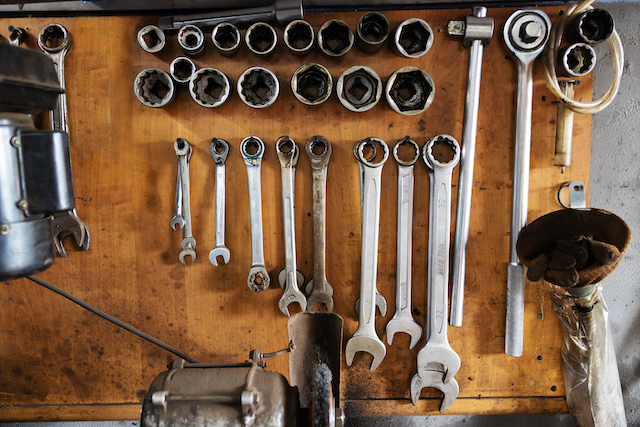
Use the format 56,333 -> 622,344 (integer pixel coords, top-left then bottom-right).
276,139 -> 300,280
554,83 -> 575,172
246,163 -> 265,266
39,24 -> 71,133
176,145 -> 193,241
307,139 -> 331,291
214,163 -> 225,247
396,164 -> 415,315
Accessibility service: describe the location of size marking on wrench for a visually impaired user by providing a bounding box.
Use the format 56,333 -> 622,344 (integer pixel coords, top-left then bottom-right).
448,7 -> 494,328
39,23 -> 91,256
345,137 -> 389,372
304,136 -> 334,312
241,136 -> 270,292
411,135 -> 461,411
503,8 -> 551,358
173,138 -> 196,264
385,137 -> 423,350
276,136 -> 306,316
208,138 -> 231,266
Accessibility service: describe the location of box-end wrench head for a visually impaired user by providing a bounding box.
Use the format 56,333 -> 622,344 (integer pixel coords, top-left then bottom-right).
410,370 -> 459,412
208,139 -> 231,266
386,137 -> 423,350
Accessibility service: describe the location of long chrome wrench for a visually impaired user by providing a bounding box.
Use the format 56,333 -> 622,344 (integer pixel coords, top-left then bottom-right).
276,136 -> 306,316
411,135 -> 461,412
385,137 -> 423,350
174,138 -> 196,264
345,137 -> 388,372
241,136 -> 270,292
503,9 -> 551,357
305,136 -> 334,312
209,139 -> 231,266
448,7 -> 494,327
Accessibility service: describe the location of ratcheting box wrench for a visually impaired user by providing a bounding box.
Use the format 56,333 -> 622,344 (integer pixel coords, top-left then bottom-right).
385,137 -> 423,350
38,23 -> 91,257
448,7 -> 494,327
241,136 -> 270,292
345,137 -> 388,372
276,136 -> 306,316
304,135 -> 335,312
209,138 -> 231,266
173,138 -> 196,264
503,9 -> 551,357
411,135 -> 461,413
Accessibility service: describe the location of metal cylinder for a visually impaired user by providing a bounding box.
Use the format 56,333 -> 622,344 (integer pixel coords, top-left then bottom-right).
385,66 -> 434,115
177,25 -> 206,57
356,12 -> 390,53
189,67 -> 231,108
238,66 -> 280,108
284,20 -> 314,55
170,57 -> 197,84
291,63 -> 332,106
336,65 -> 382,112
246,22 -> 278,56
557,43 -> 596,77
568,8 -> 614,45
318,19 -> 354,57
211,23 -> 241,56
137,25 -> 166,53
133,68 -> 178,108
394,18 -> 434,58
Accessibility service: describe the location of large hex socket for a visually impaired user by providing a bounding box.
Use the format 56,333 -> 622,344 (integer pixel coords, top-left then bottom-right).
557,43 -> 596,77
134,68 -> 177,108
178,25 -> 206,57
318,19 -> 354,57
385,66 -> 435,116
246,22 -> 278,56
284,20 -> 315,55
336,65 -> 382,113
291,63 -> 332,106
189,67 -> 231,108
212,23 -> 241,56
568,9 -> 614,45
238,66 -> 280,108
137,25 -> 166,53
394,18 -> 434,58
357,12 -> 390,53
170,57 -> 197,84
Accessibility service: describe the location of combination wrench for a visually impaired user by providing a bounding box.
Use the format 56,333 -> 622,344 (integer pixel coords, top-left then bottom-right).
345,137 -> 388,372
38,23 -> 91,257
385,137 -> 423,350
304,135 -> 334,312
173,138 -> 196,264
241,136 -> 270,292
276,136 -> 306,316
208,138 -> 231,266
410,135 -> 461,412
448,7 -> 494,327
503,9 -> 551,357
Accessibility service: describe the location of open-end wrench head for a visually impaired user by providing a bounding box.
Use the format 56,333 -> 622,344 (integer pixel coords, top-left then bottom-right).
416,343 -> 461,385
178,248 -> 196,264
240,136 -> 265,166
180,236 -> 196,250
356,137 -> 389,167
210,138 -> 229,164
305,135 -> 332,168
355,293 -> 387,317
276,136 -> 300,168
345,334 -> 387,371
392,136 -> 420,166
410,371 -> 459,412
385,317 -> 423,350
502,9 -> 551,64
38,23 -> 71,54
278,286 -> 307,317
305,279 -> 334,297
248,265 -> 270,292
53,236 -> 68,257
170,216 -> 185,230
208,246 -> 230,266
278,269 -> 304,289
305,279 -> 334,313
53,211 -> 86,248
422,134 -> 460,170
174,138 -> 192,158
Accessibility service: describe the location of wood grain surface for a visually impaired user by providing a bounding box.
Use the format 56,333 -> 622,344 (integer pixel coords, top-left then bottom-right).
0,6 -> 591,421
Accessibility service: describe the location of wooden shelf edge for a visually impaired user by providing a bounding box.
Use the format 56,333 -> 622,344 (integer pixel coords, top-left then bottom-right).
0,403 -> 141,422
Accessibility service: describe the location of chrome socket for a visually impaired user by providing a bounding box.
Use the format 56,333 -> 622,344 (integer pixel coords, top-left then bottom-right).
178,25 -> 205,57
357,12 -> 390,53
394,18 -> 434,58
137,25 -> 166,53
291,63 -> 332,106
284,20 -> 315,55
318,19 -> 354,57
170,57 -> 197,84
246,22 -> 278,56
386,66 -> 435,116
336,65 -> 382,113
557,43 -> 596,77
212,22 -> 241,56
134,68 -> 177,108
189,67 -> 231,108
238,66 -> 280,108
568,9 -> 614,45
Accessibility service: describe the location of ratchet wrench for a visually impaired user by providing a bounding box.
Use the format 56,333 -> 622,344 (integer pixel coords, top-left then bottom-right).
276,136 -> 306,316
208,138 -> 231,266
174,138 -> 196,264
411,135 -> 461,412
345,137 -> 389,372
241,136 -> 270,292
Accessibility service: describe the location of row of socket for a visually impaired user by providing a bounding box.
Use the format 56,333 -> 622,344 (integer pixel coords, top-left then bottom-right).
138,13 -> 434,59
134,63 -> 434,114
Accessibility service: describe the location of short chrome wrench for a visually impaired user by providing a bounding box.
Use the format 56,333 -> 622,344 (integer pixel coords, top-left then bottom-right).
411,135 -> 461,410
448,7 -> 494,327
385,137 -> 423,350
170,168 -> 185,230
345,137 -> 388,372
241,136 -> 270,292
276,136 -> 306,316
503,9 -> 551,357
304,135 -> 334,312
208,138 -> 231,266
174,138 -> 196,264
